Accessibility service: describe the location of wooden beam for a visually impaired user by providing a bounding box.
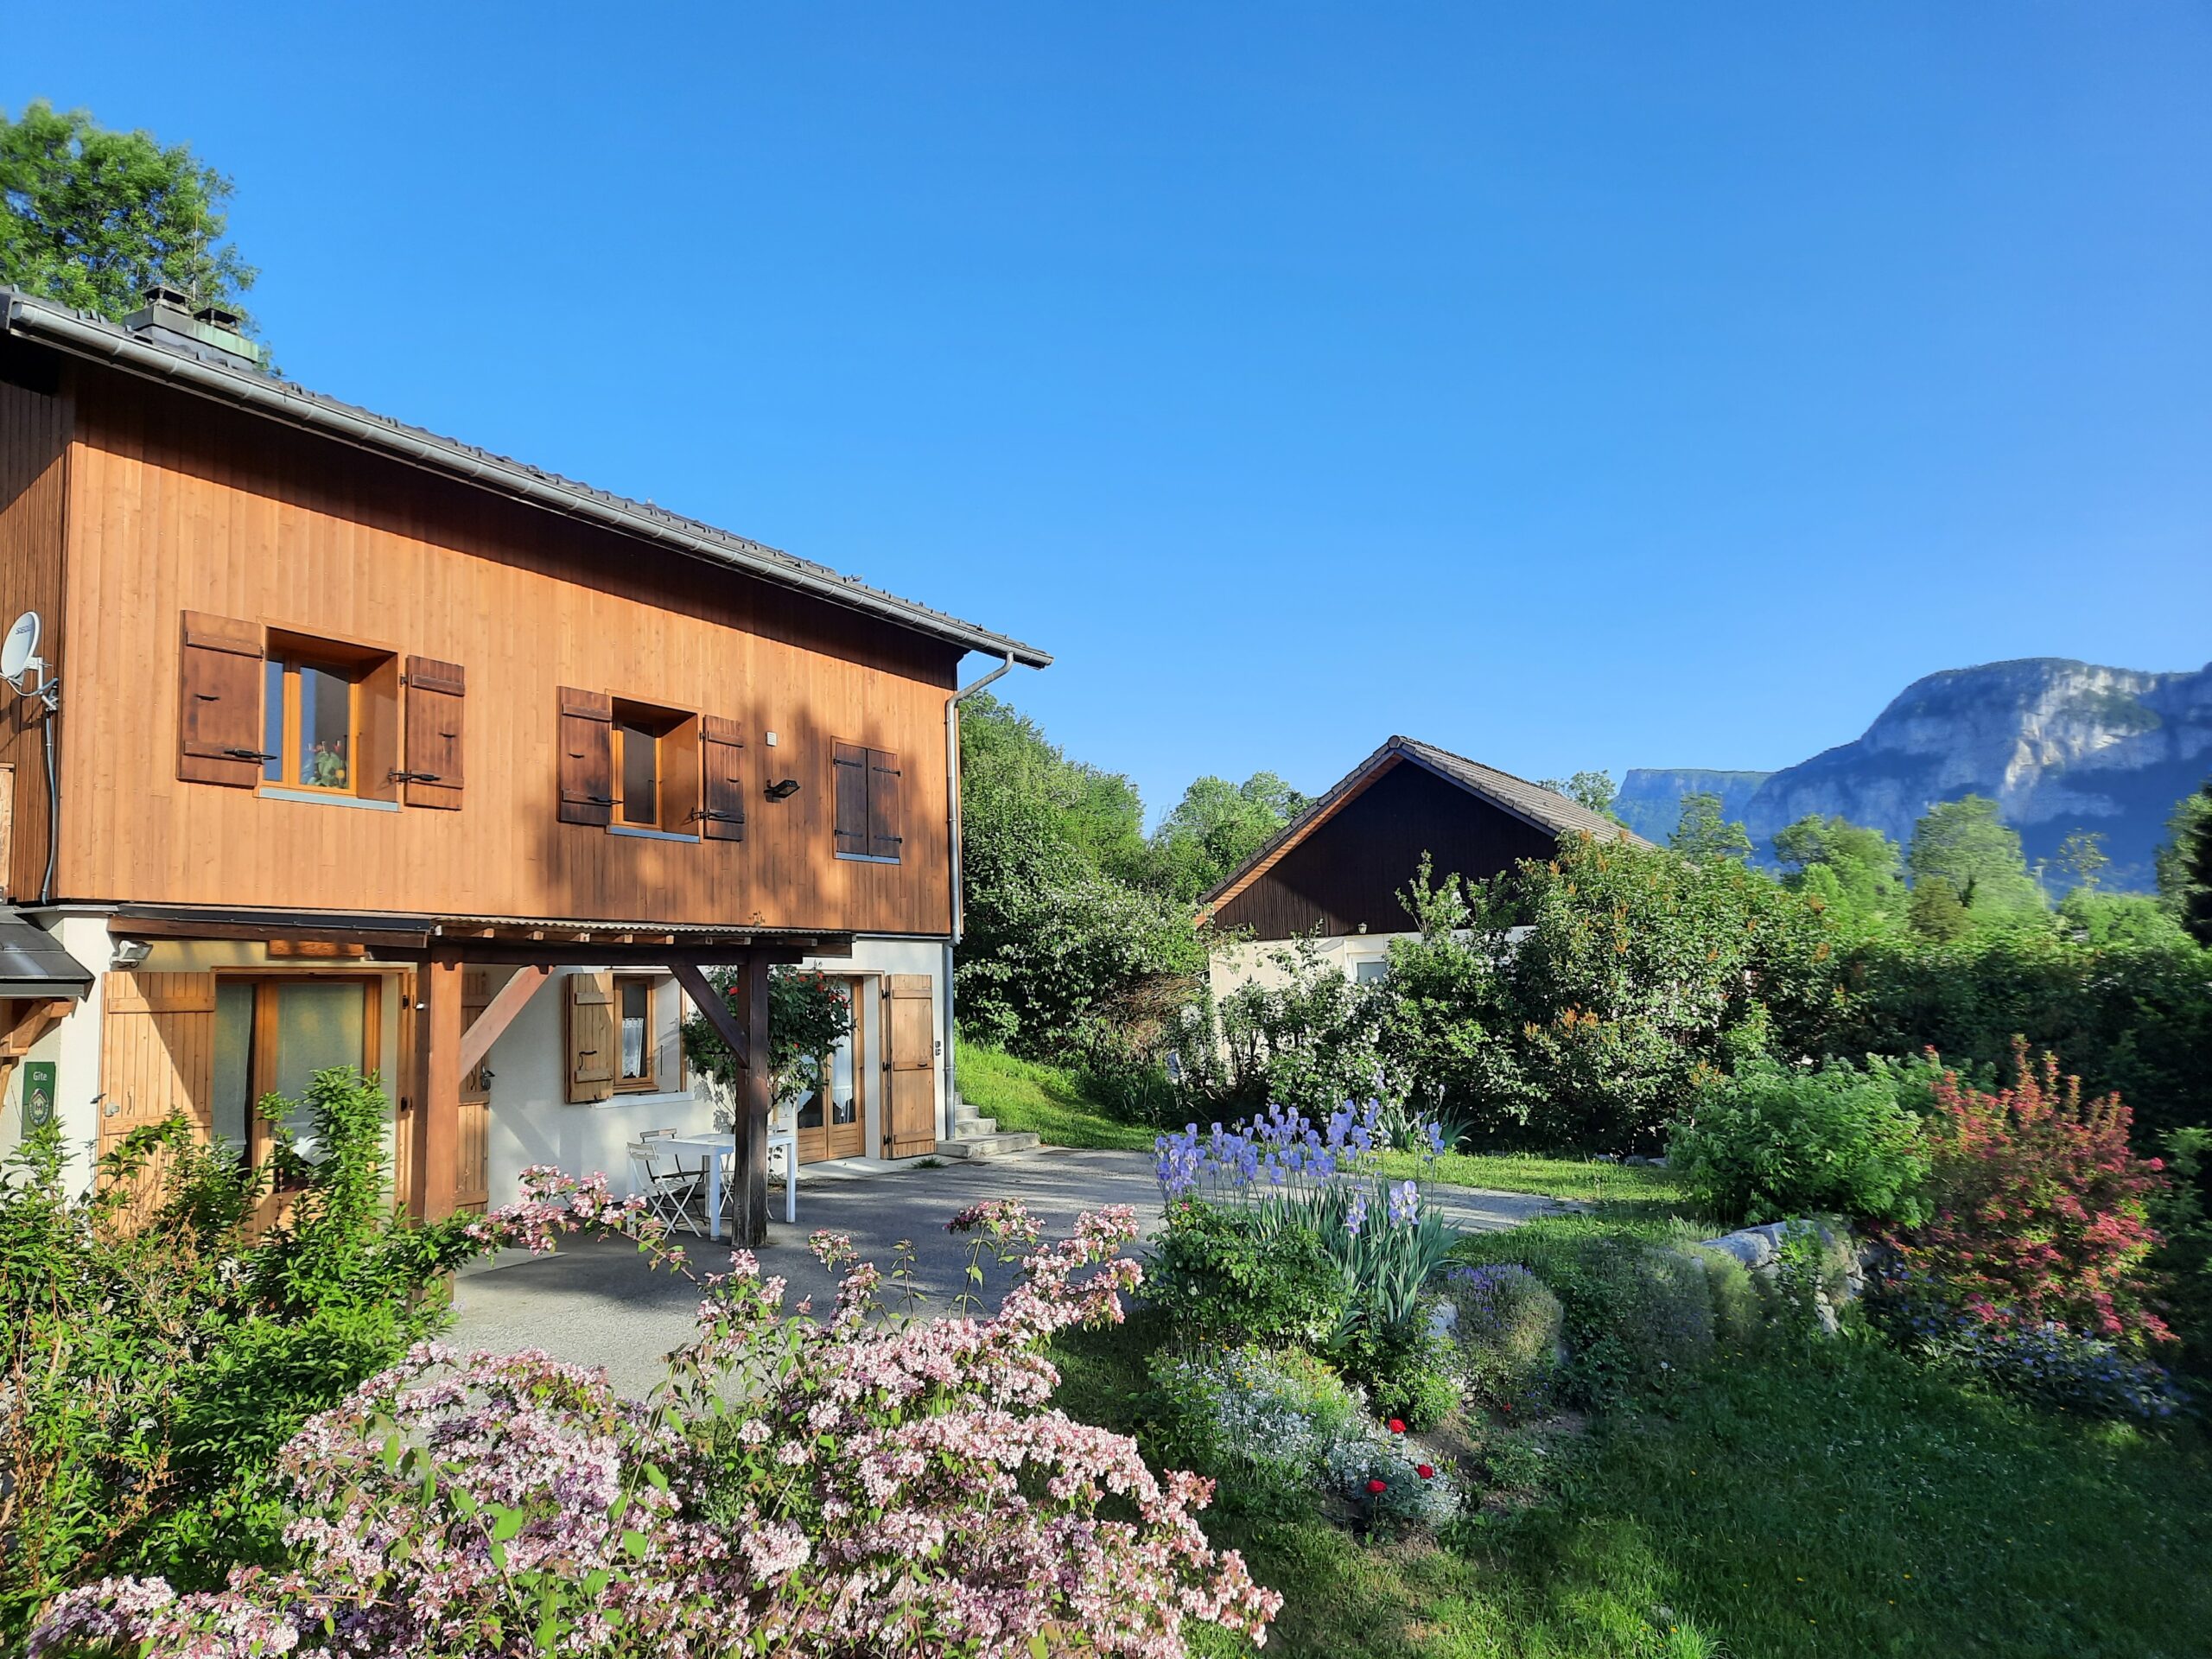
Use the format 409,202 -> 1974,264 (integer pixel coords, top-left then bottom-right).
458,963 -> 551,1079
671,960 -> 749,1071
113,916 -> 433,950
410,950 -> 465,1222
730,954 -> 772,1248
1,997 -> 73,1059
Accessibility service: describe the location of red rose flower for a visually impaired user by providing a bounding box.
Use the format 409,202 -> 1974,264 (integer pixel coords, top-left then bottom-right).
1366,1478 -> 1388,1495
1388,1419 -> 1406,1434
1417,1464 -> 1435,1479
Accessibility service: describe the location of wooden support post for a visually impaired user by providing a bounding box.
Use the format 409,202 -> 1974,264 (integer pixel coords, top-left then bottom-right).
729,953 -> 772,1248
410,950 -> 465,1222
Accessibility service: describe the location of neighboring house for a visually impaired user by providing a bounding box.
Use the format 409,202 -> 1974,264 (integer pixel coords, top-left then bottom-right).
0,286 -> 1046,1241
1198,736 -> 1644,996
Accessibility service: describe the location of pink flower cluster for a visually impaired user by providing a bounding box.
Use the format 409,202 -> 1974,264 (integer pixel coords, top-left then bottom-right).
32,1193 -> 1281,1658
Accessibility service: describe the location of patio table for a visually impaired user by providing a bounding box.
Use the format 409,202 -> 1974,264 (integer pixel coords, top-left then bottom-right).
659,1128 -> 799,1238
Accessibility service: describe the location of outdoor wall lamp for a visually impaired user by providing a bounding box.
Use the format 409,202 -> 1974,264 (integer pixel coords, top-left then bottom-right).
765,779 -> 802,802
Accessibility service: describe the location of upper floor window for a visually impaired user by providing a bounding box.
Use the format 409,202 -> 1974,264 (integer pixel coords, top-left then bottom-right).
558,688 -> 741,842
833,742 -> 903,863
264,652 -> 361,791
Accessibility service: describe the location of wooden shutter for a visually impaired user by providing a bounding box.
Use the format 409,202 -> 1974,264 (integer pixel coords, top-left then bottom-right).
867,748 -> 903,861
700,715 -> 746,842
881,974 -> 936,1158
833,742 -> 869,856
99,971 -> 217,1222
404,657 -> 466,810
565,969 -> 615,1103
177,612 -> 266,786
557,689 -> 614,826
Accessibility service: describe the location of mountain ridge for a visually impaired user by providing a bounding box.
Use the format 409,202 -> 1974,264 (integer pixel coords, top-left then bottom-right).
1616,657 -> 2212,890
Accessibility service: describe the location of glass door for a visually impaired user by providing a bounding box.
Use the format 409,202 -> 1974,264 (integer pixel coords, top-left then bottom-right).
793,978 -> 865,1163
214,976 -> 380,1179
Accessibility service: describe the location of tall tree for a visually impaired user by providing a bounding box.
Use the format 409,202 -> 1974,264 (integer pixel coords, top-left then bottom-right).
2053,829 -> 2110,894
1537,770 -> 1619,819
1906,795 -> 2045,921
0,100 -> 260,339
1669,791 -> 1752,863
1148,772 -> 1310,901
2156,783 -> 2212,921
1771,813 -> 1904,925
2178,782 -> 2212,948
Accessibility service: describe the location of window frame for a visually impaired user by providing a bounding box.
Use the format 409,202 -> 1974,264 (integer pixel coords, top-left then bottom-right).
264,653 -> 364,797
612,972 -> 660,1092
613,720 -> 662,829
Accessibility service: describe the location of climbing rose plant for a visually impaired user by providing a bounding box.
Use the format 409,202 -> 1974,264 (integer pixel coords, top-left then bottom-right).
31,1175 -> 1279,1658
1889,1040 -> 2172,1347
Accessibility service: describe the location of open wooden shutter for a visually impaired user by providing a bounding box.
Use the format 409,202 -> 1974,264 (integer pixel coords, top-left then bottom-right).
99,971 -> 217,1223
700,716 -> 746,842
565,969 -> 615,1103
177,612 -> 266,786
404,657 -> 466,810
557,689 -> 614,826
867,748 -> 903,861
833,742 -> 869,856
881,974 -> 936,1158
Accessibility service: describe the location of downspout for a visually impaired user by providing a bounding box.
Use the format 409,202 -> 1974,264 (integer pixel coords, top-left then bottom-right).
943,652 -> 1014,1121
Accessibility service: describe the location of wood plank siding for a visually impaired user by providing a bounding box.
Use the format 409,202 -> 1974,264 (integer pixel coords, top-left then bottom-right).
1209,756 -> 1559,940
0,353 -> 68,902
48,365 -> 960,934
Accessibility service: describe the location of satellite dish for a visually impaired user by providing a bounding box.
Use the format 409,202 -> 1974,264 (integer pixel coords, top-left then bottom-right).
0,612 -> 41,684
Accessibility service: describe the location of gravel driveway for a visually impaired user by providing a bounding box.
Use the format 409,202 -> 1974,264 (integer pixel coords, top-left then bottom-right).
448,1148 -> 1564,1396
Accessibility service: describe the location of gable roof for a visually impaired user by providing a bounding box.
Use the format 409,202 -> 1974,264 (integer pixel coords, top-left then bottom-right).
0,289 -> 1049,669
1200,734 -> 1649,913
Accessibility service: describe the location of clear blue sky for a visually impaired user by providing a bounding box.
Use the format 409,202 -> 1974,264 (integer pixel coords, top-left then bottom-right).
14,3 -> 2209,821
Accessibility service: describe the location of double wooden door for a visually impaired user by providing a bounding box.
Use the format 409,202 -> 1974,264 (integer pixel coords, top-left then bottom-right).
794,976 -> 864,1163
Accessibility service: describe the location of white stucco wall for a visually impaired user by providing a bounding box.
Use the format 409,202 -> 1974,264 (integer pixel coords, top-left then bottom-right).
1209,932 -> 1406,1002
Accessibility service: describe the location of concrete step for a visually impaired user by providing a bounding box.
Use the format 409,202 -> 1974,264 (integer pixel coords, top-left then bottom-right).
949,1115 -> 998,1139
933,1131 -> 1042,1161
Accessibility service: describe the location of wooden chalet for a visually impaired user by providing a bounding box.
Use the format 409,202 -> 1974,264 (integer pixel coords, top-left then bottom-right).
0,286 -> 1046,1242
1200,736 -> 1643,988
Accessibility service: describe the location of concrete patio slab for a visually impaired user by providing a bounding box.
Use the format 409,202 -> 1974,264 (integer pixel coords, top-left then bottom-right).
448,1148 -> 1565,1397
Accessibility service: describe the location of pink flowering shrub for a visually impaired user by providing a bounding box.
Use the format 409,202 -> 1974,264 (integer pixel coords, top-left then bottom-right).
1888,1040 -> 2172,1347
31,1176 -> 1280,1658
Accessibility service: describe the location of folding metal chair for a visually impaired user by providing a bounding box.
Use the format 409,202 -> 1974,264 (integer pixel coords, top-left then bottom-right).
627,1141 -> 703,1237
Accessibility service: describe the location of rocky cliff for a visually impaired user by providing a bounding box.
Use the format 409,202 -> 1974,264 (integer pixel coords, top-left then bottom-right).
1626,658 -> 2212,889
1612,769 -> 1772,842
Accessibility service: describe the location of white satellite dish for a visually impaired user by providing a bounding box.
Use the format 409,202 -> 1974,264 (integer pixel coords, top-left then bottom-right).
0,612 -> 41,686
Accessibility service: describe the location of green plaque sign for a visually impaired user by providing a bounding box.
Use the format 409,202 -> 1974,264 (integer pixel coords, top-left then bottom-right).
22,1059 -> 55,1128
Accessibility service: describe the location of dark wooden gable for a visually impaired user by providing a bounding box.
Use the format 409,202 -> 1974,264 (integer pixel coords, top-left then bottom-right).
1210,758 -> 1560,941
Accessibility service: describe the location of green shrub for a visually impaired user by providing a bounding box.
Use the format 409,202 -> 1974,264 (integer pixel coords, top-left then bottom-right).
1146,1199 -> 1351,1348
1436,1262 -> 1565,1411
1669,1058 -> 1930,1226
1329,1314 -> 1462,1430
1456,1217 -> 1718,1408
2148,1125 -> 2212,1377
1693,1245 -> 1764,1347
1144,1346 -> 1363,1516
0,1070 -> 493,1643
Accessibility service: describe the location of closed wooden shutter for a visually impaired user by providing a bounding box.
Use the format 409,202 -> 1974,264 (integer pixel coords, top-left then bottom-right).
699,716 -> 746,842
867,749 -> 903,861
881,973 -> 936,1158
404,657 -> 466,810
833,742 -> 869,855
557,688 -> 614,826
99,971 -> 217,1220
566,969 -> 615,1103
177,612 -> 266,786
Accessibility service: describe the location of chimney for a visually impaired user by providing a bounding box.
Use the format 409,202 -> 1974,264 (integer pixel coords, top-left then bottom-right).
121,284 -> 264,373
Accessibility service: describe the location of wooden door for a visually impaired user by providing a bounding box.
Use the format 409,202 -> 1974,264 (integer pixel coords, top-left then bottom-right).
393,969 -> 416,1207
99,971 -> 217,1219
794,976 -> 864,1163
880,974 -> 936,1159
455,969 -> 493,1211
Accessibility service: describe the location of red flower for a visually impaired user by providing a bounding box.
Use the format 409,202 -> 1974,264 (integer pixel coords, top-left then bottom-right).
1365,1478 -> 1388,1495
1387,1419 -> 1405,1434
1417,1464 -> 1435,1480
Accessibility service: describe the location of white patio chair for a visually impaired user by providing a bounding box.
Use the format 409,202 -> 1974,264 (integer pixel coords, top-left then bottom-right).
627,1141 -> 703,1237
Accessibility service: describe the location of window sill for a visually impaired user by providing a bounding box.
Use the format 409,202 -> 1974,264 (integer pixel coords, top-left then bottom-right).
836,852 -> 902,865
584,1088 -> 698,1112
258,787 -> 401,813
609,823 -> 702,844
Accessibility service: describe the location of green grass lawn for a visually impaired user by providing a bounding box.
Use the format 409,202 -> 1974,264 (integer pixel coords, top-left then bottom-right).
1052,1316 -> 2212,1659
953,1041 -> 1156,1151
1378,1149 -> 1694,1213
